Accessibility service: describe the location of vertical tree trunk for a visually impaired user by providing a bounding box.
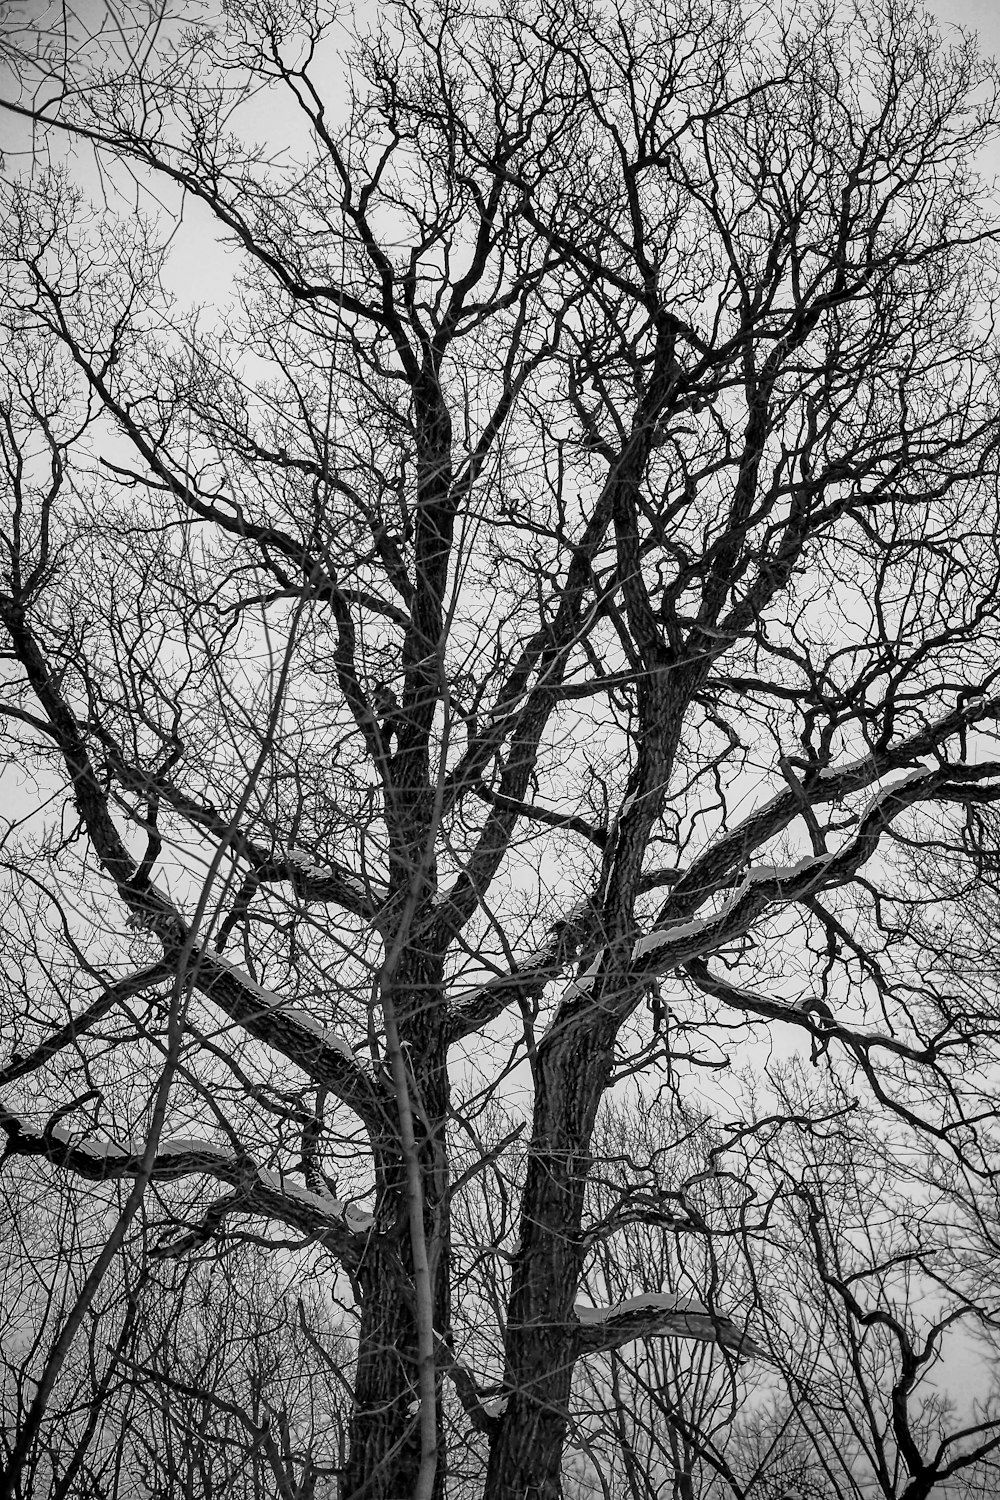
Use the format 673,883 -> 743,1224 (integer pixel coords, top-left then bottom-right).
345,1236 -> 435,1500
484,1029 -> 611,1500
342,951 -> 451,1500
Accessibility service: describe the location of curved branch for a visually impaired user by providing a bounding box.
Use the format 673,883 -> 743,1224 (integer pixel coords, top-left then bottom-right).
682,959 -> 942,1067
574,1294 -> 763,1360
0,963 -> 170,1088
0,1114 -> 375,1269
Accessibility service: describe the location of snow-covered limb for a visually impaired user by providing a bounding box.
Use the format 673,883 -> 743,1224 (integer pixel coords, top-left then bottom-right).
0,1111 -> 375,1265
449,760 -> 1000,1044
253,1164 -> 374,1232
436,1297 -> 759,1436
433,1334 -> 505,1433
604,762 -> 1000,996
285,847 -> 335,879
447,898 -> 596,1038
108,753 -> 386,921
660,700 -> 1000,931
454,763 -> 960,1021
124,881 -> 180,934
282,847 -> 387,913
279,1009 -> 355,1060
191,952 -> 388,1128
814,694 -> 1000,782
576,1292 -> 709,1323
208,957 -> 358,1060
111,875 -> 385,1124
961,694 -> 990,716
575,1293 -> 763,1359
152,1135 -> 232,1158
559,853 -> 836,1005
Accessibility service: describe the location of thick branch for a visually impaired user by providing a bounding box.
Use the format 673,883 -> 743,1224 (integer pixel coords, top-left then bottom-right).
0,1114 -> 374,1269
0,964 -> 170,1087
664,699 -> 1000,921
574,1294 -> 763,1360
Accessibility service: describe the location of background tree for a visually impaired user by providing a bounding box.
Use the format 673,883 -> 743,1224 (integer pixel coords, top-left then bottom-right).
546,1078 -> 1000,1500
6,1 -> 1000,1496
0,1148 -> 353,1499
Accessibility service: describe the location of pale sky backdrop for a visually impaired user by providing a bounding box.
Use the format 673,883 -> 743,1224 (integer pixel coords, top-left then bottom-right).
929,0 -> 1000,176
933,0 -> 1000,44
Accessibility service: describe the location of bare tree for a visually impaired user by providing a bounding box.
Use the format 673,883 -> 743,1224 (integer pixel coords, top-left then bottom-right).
116,1248 -> 352,1499
0,1149 -> 352,1498
0,1156 -> 144,1500
5,0 -> 1000,1496
568,1076 -> 1000,1500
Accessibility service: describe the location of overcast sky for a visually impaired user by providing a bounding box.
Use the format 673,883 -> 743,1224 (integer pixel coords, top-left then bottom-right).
932,0 -> 1000,47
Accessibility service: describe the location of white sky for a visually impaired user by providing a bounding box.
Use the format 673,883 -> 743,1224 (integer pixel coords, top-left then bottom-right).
932,0 -> 1000,44
930,0 -> 1000,164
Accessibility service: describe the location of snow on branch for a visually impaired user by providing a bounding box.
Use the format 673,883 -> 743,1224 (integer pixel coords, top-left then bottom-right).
282,845 -> 387,914
0,1111 -> 374,1264
450,754 -> 1000,1041
108,869 -> 386,1123
447,898 -> 595,1037
209,954 -> 356,1058
108,759 -> 384,920
564,762 -> 1000,1005
285,847 -> 336,879
575,1293 -> 763,1359
661,700 -> 1000,928
433,1336 -> 504,1433
192,953 -> 389,1127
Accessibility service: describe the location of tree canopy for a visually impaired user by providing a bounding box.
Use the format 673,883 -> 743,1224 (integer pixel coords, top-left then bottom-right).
5,1 -> 1000,1496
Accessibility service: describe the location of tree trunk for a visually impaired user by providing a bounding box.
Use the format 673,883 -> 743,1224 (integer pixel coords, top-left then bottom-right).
484,1028 -> 610,1500
343,951 -> 451,1500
